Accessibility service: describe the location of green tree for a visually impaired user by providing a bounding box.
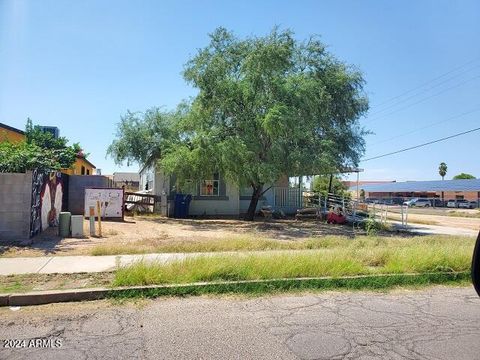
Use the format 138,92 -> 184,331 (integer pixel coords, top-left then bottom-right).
312,175 -> 349,197
360,189 -> 365,200
0,141 -> 70,173
167,28 -> 368,220
438,162 -> 447,180
72,142 -> 89,159
453,173 -> 476,180
25,118 -> 77,169
1,119 -> 83,173
107,108 -> 181,168
108,27 -> 369,220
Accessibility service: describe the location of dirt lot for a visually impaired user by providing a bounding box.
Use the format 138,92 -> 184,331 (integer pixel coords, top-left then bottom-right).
0,216 -> 364,257
0,272 -> 113,293
1,211 -> 478,258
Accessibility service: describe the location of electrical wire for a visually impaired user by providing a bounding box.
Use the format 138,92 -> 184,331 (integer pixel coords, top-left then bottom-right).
369,64 -> 480,116
372,57 -> 480,109
369,107 -> 480,146
364,74 -> 480,123
362,127 -> 480,162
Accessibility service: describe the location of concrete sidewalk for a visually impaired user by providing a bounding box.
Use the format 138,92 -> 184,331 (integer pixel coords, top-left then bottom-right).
0,250 -> 302,276
0,253 -> 206,276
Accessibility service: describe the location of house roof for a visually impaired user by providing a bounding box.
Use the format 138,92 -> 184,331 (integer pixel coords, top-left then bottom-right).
351,179 -> 480,193
77,156 -> 96,169
0,123 -> 25,135
343,180 -> 396,187
113,172 -> 140,182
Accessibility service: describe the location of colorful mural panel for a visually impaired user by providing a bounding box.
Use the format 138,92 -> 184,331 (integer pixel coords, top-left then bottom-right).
30,170 -> 64,237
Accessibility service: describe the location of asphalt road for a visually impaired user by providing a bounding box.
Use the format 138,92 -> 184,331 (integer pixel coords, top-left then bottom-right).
1,287 -> 480,359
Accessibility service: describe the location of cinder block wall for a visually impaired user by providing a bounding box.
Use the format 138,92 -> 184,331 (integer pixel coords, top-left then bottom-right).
68,175 -> 115,215
0,171 -> 33,241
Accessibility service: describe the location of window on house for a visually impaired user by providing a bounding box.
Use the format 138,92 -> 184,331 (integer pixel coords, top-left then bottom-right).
81,166 -> 86,175
86,169 -> 90,175
200,173 -> 220,196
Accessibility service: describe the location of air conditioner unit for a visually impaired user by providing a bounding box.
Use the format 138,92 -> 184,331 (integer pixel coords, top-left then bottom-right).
36,126 -> 60,138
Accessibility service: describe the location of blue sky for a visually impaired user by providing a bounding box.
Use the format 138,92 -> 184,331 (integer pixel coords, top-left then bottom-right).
1,0 -> 479,181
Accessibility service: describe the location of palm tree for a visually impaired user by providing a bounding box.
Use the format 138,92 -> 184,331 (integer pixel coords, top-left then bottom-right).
438,162 -> 447,180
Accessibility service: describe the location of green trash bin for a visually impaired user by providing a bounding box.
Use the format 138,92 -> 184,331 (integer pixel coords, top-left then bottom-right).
59,212 -> 71,237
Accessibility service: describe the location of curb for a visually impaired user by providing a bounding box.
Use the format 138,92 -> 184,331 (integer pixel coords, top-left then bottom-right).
0,271 -> 471,307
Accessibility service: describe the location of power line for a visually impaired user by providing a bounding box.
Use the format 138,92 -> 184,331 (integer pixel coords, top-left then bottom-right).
364,74 -> 480,123
362,126 -> 480,162
372,57 -> 480,109
369,64 -> 480,117
370,107 -> 480,146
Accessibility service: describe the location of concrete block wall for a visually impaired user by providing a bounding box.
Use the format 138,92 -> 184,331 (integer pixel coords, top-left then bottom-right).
68,175 -> 115,215
0,172 -> 33,241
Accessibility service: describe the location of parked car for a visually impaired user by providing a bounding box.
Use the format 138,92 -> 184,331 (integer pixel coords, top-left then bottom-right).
457,199 -> 476,209
412,199 -> 432,207
364,198 -> 379,204
380,198 -> 394,205
446,200 -> 457,208
431,198 -> 445,207
392,197 -> 405,205
470,201 -> 479,209
403,198 -> 418,207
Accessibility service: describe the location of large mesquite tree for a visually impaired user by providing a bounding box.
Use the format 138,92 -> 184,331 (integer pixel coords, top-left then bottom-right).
109,27 -> 369,221
162,28 -> 368,220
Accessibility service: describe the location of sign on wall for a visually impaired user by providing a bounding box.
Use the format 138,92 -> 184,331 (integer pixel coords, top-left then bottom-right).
84,188 -> 124,218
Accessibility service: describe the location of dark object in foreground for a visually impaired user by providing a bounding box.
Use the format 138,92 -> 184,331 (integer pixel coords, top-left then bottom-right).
472,229 -> 480,297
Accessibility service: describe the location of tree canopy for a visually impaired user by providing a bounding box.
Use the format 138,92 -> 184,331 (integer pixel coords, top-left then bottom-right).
0,141 -> 75,173
108,27 -> 369,220
0,119 -> 78,173
311,175 -> 350,197
107,108 -> 181,169
453,173 -> 476,180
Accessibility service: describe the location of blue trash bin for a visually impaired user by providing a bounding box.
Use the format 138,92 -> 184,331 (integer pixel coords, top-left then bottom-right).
174,194 -> 184,218
173,194 -> 193,218
184,194 -> 192,217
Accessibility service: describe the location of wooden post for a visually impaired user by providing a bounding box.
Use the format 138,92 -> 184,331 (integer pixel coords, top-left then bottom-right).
405,205 -> 408,227
89,206 -> 95,236
356,171 -> 360,200
122,185 -> 125,221
96,200 -> 102,237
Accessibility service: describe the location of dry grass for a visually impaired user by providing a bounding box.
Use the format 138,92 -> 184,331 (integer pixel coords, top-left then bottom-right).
113,235 -> 474,286
447,210 -> 480,218
90,235 -> 352,256
93,233 -> 472,257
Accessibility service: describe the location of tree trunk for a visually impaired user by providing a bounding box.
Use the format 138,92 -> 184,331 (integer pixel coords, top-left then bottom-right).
327,174 -> 333,194
244,185 -> 263,221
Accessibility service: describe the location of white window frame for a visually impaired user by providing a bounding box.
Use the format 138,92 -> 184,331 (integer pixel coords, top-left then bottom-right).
200,179 -> 220,196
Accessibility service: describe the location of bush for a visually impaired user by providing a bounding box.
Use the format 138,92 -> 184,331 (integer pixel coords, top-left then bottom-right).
0,141 -> 75,173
